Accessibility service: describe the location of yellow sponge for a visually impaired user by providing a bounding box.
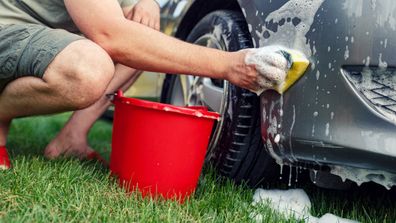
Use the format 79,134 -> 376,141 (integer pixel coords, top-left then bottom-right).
275,50 -> 310,94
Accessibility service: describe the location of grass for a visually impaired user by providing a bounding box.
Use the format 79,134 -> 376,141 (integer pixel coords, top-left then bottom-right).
0,113 -> 395,222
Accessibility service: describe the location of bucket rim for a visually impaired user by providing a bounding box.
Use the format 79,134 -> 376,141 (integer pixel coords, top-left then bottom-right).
113,91 -> 220,120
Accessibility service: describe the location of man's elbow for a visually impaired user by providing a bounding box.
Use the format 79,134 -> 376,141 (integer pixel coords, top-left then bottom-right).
86,19 -> 134,63
90,33 -> 119,60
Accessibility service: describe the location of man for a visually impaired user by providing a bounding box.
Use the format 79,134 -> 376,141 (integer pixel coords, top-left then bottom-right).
0,0 -> 288,169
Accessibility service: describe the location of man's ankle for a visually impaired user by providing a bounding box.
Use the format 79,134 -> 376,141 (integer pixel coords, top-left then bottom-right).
0,119 -> 11,146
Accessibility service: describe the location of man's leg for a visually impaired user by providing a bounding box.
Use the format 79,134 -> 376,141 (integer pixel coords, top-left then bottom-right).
44,65 -> 142,159
0,39 -> 115,148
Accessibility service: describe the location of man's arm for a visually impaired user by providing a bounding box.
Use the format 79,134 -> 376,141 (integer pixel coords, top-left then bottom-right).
65,0 -> 231,76
64,0 -> 270,92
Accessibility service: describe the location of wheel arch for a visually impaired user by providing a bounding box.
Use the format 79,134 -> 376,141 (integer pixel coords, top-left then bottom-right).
174,0 -> 243,40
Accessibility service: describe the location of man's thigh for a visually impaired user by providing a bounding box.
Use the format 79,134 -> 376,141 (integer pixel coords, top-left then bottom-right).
0,23 -> 83,91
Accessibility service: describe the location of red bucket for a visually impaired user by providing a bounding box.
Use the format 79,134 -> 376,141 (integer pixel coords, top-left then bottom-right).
110,91 -> 219,201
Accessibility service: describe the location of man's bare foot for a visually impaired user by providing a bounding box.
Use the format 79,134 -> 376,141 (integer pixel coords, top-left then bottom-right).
44,128 -> 94,159
0,119 -> 11,147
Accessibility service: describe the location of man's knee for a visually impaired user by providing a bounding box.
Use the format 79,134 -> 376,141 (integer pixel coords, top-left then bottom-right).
44,40 -> 115,109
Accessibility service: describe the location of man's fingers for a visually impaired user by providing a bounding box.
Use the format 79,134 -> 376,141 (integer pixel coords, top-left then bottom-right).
131,12 -> 159,30
126,10 -> 134,20
154,17 -> 160,30
132,12 -> 142,23
248,80 -> 263,93
141,17 -> 150,27
154,15 -> 160,30
148,20 -> 155,30
156,17 -> 161,30
125,0 -> 161,29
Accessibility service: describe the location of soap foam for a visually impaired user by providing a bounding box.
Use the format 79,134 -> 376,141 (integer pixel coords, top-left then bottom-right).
256,0 -> 325,57
330,165 -> 396,190
244,46 -> 289,95
252,189 -> 360,223
343,0 -> 363,18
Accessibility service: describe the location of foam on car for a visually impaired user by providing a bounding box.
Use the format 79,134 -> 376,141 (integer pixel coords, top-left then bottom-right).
256,0 -> 325,57
330,165 -> 396,190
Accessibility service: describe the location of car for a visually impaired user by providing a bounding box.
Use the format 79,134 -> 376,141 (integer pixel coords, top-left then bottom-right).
158,0 -> 396,189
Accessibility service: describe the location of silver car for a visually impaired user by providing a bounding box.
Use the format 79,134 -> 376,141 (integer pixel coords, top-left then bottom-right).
159,0 -> 396,189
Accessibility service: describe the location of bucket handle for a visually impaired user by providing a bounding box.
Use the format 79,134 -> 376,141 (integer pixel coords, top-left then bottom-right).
106,90 -> 124,103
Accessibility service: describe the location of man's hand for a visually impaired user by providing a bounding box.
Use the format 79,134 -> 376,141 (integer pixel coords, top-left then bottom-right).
225,47 -> 289,95
125,0 -> 160,30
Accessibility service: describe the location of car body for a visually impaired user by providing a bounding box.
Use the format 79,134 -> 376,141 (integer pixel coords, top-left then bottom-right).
158,0 -> 396,189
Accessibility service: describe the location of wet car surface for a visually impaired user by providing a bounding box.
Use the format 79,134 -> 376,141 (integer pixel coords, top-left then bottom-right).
159,0 -> 396,189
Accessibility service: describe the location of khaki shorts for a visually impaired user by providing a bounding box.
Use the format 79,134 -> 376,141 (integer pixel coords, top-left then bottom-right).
0,23 -> 83,91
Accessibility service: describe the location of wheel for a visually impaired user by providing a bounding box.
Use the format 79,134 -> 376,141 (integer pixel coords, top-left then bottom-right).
161,10 -> 279,187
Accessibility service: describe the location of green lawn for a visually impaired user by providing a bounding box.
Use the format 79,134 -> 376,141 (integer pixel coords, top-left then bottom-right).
0,113 -> 395,222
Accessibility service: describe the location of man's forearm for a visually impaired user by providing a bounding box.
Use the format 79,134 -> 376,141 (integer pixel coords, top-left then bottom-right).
94,19 -> 233,80
65,0 -> 276,92
65,0 -> 238,80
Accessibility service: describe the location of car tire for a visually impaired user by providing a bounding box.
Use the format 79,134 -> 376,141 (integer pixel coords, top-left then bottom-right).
161,10 -> 279,187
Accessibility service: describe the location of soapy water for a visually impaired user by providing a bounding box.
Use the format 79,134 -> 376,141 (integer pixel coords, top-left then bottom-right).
244,2 -> 394,219
252,189 -> 359,223
253,0 -> 323,166
251,0 -> 396,188
256,0 -> 325,57
251,0 -> 323,161
289,105 -> 297,161
344,46 -> 350,60
343,0 -> 396,30
330,165 -> 396,190
212,23 -> 233,48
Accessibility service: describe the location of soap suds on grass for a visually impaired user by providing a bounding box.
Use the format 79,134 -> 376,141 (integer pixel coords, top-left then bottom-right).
252,189 -> 359,223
